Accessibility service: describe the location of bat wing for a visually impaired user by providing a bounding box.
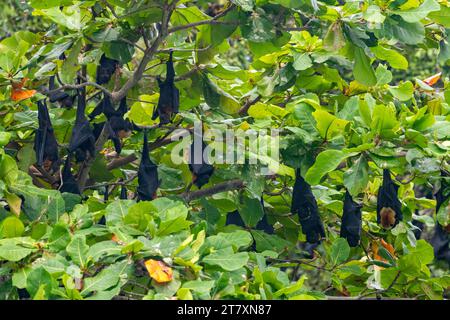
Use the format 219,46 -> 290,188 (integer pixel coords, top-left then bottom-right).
59,156 -> 81,195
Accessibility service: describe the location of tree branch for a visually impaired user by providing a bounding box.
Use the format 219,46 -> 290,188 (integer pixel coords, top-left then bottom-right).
111,1 -> 176,103
239,95 -> 261,116
181,179 -> 245,202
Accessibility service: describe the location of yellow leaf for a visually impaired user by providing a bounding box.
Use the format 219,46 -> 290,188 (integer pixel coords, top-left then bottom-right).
145,259 -> 173,283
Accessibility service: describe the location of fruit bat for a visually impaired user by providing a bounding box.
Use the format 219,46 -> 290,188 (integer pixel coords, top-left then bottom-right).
152,51 -> 179,124
96,54 -> 119,85
34,100 -> 59,171
436,170 -> 449,213
137,131 -> 160,201
91,96 -> 132,154
377,169 -> 402,229
48,75 -> 74,108
291,169 -> 325,243
340,190 -> 362,247
97,187 -> 109,225
120,185 -> 128,200
430,224 -> 450,263
59,156 -> 81,195
188,135 -> 214,189
68,84 -> 96,162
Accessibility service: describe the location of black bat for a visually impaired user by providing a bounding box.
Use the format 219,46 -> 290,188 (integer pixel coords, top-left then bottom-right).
430,224 -> 450,263
34,100 -> 59,172
120,185 -> 128,200
377,169 -> 402,229
431,170 -> 450,263
436,170 -> 449,212
340,190 -> 362,247
137,131 -> 160,201
152,51 -> 180,124
59,156 -> 81,195
188,135 -> 214,188
291,169 -> 325,243
48,75 -> 75,108
91,96 -> 132,154
96,54 -> 119,85
68,82 -> 96,162
226,210 -> 274,234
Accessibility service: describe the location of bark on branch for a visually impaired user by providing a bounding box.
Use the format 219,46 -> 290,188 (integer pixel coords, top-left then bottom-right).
181,179 -> 245,202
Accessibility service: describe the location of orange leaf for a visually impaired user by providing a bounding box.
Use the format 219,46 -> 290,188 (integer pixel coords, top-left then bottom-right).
372,239 -> 396,262
145,259 -> 173,283
423,72 -> 442,86
11,78 -> 36,102
11,89 -> 36,102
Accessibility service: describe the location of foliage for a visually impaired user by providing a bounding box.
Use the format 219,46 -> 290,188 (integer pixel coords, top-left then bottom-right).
0,0 -> 449,300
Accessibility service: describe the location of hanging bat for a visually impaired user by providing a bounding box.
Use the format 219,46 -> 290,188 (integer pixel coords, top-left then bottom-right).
188,135 -> 214,189
96,54 -> 119,85
340,190 -> 362,247
68,82 -> 96,162
430,224 -> 450,263
137,131 -> 160,201
120,185 -> 128,200
59,156 -> 81,195
34,100 -> 59,172
291,169 -> 325,243
377,169 -> 402,229
436,169 -> 449,213
48,75 -> 75,108
91,96 -> 132,154
152,50 -> 180,124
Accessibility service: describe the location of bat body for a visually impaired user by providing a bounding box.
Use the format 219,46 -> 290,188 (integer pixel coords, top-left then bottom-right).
340,190 -> 362,247
226,210 -> 274,234
91,96 -> 132,154
96,54 -> 119,85
120,185 -> 128,200
48,75 -> 74,108
59,156 -> 81,195
152,51 -> 179,124
68,84 -> 96,162
435,170 -> 449,214
34,100 -> 59,171
291,169 -> 325,243
137,132 -> 160,201
431,170 -> 450,263
430,224 -> 450,263
188,135 -> 214,188
377,169 -> 402,229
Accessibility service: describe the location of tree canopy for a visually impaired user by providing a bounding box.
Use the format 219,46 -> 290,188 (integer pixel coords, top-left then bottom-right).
0,0 -> 449,300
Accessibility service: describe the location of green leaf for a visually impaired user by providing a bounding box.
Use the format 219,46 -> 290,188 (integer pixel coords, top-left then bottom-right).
0,216 -> 24,238
238,197 -> 265,227
329,238 -> 350,266
353,47 -> 377,86
371,46 -> 408,70
292,52 -> 313,71
81,261 -> 129,295
26,267 -> 52,299
429,5 -> 450,27
394,0 -> 440,23
389,81 -> 415,101
66,235 -> 89,267
206,230 -> 253,251
203,247 -> 249,271
102,41 -> 135,64
48,224 -> 71,251
343,155 -> 369,196
312,110 -> 349,140
0,237 -> 36,262
305,149 -> 351,185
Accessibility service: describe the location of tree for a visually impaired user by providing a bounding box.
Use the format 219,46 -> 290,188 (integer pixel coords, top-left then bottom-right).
0,0 -> 449,300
